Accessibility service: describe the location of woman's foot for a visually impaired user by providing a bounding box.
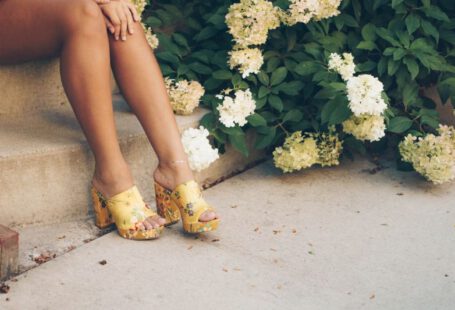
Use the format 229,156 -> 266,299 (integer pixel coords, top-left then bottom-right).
153,161 -> 219,222
92,163 -> 166,230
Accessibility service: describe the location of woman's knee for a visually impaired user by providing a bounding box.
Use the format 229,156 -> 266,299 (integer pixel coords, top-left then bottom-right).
61,0 -> 106,36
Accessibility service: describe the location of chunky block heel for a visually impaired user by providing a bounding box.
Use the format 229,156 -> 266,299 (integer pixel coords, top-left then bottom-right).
155,181 -> 181,226
153,179 -> 220,234
91,185 -> 163,240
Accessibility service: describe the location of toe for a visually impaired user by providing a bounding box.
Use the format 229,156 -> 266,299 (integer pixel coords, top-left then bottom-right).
143,220 -> 154,230
199,210 -> 216,222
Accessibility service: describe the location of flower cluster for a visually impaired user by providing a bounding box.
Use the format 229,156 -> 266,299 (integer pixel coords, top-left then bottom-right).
143,24 -> 159,49
228,47 -> 264,78
328,53 -> 387,142
281,0 -> 342,26
164,78 -> 205,115
399,125 -> 455,184
181,126 -> 220,172
132,0 -> 146,15
225,0 -> 281,48
216,89 -> 256,127
273,130 -> 343,173
346,75 -> 387,116
342,114 -> 386,142
328,52 -> 355,81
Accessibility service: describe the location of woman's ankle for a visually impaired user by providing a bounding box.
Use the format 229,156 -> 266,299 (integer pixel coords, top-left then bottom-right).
93,163 -> 134,198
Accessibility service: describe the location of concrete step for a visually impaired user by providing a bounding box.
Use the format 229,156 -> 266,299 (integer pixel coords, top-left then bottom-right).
0,58 -> 117,117
0,94 -> 267,227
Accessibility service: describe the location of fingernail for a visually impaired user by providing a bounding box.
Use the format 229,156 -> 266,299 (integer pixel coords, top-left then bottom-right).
122,36 -> 126,41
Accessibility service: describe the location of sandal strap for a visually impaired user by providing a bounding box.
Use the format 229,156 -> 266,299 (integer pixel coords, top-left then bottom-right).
105,185 -> 157,231
170,180 -> 214,223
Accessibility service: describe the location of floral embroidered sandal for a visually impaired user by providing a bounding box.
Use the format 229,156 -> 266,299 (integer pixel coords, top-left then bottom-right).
154,160 -> 220,234
91,184 -> 164,240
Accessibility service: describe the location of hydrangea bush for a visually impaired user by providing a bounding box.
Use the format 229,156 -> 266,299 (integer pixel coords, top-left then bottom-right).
139,0 -> 455,184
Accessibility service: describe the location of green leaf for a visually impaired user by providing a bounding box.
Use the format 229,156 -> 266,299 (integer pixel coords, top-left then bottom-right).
156,52 -> 180,65
402,82 -> 419,107
257,71 -> 270,85
388,59 -> 400,76
229,133 -> 249,157
424,5 -> 450,22
258,86 -> 271,99
254,127 -> 276,149
188,62 -> 212,75
212,70 -> 233,80
277,81 -> 304,96
420,20 -> 439,43
294,61 -> 321,76
247,113 -> 267,127
388,116 -> 413,133
405,14 -> 420,35
268,95 -> 284,112
361,23 -> 377,41
403,57 -> 419,79
283,109 -> 303,123
392,0 -> 404,8
194,26 -> 218,42
357,41 -> 377,51
270,67 -> 288,86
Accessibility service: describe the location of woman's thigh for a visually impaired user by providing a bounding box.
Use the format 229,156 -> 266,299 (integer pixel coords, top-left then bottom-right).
0,0 -> 103,65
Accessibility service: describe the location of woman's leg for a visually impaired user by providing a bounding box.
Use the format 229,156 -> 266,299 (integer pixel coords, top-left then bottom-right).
108,13 -> 218,221
0,0 -> 164,230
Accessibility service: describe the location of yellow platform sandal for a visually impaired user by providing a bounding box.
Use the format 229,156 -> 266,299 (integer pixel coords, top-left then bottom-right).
154,177 -> 220,234
91,185 -> 164,240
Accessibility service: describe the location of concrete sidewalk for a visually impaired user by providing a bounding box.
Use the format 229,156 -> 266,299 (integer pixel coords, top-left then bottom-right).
1,157 -> 454,309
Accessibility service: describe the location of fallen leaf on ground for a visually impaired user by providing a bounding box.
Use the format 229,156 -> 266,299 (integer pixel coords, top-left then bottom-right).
254,227 -> 259,232
187,245 -> 193,250
211,238 -> 220,242
99,260 -> 107,265
308,251 -> 314,255
33,252 -> 56,264
0,283 -> 10,294
292,229 -> 297,234
222,268 -> 228,272
396,193 -> 404,196
273,230 -> 281,235
230,205 -> 238,209
57,235 -> 66,240
370,294 -> 375,299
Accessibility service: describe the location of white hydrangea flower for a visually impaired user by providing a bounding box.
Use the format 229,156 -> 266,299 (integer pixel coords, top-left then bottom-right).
217,89 -> 256,127
328,52 -> 355,81
399,125 -> 455,184
282,0 -> 341,25
181,126 -> 220,172
346,74 -> 387,116
228,47 -> 264,78
225,0 -> 281,47
342,114 -> 386,142
132,0 -> 147,15
140,22 -> 159,50
164,77 -> 205,115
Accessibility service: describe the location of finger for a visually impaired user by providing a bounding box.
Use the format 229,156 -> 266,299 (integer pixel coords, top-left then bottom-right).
123,4 -> 135,35
127,3 -> 140,22
117,8 -> 128,41
104,16 -> 115,34
109,13 -> 122,40
95,0 -> 110,3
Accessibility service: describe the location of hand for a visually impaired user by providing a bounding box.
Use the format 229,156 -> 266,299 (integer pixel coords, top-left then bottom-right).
99,0 -> 140,41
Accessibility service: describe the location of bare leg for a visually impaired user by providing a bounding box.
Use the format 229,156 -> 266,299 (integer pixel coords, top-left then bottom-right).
108,18 -> 218,222
0,0 -> 165,230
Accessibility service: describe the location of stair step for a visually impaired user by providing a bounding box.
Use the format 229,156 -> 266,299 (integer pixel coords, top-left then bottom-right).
0,94 -> 267,228
0,58 -> 117,117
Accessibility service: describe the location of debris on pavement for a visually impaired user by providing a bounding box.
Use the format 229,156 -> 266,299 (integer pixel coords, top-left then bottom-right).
0,283 -> 10,294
